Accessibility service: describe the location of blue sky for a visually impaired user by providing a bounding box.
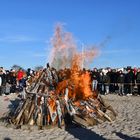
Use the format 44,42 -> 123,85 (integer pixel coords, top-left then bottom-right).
0,0 -> 140,69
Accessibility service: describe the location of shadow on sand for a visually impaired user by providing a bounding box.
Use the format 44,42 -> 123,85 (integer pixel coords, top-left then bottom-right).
8,98 -> 21,109
4,137 -> 12,140
7,98 -> 21,115
116,132 -> 140,140
65,123 -> 106,140
0,98 -> 21,122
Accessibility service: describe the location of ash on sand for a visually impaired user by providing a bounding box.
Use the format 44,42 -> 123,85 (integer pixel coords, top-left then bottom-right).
0,94 -> 140,140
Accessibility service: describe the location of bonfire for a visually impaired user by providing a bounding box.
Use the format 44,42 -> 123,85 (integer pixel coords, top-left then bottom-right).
5,66 -> 116,129
2,25 -> 117,129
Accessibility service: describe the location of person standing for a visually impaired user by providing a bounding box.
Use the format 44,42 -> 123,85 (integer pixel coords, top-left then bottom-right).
125,69 -> 135,95
102,69 -> 110,95
17,68 -> 24,91
0,67 -> 6,95
91,68 -> 99,91
0,70 -> 2,95
136,68 -> 140,95
10,70 -> 17,93
117,70 -> 125,95
5,70 -> 11,95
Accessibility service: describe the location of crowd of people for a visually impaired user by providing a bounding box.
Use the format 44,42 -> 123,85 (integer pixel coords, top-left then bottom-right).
0,65 -> 140,96
90,67 -> 140,96
0,67 -> 34,96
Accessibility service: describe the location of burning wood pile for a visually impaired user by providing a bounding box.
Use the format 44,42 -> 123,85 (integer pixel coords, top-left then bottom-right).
3,25 -> 116,129
6,66 -> 117,129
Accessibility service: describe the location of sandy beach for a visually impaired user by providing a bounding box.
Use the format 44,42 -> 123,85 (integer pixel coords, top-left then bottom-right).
0,94 -> 140,140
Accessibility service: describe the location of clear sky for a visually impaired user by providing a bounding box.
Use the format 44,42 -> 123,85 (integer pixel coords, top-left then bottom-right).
0,0 -> 140,69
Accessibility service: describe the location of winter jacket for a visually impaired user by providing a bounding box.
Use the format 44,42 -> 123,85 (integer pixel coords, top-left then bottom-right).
91,71 -> 99,81
0,77 -> 2,86
10,76 -> 17,85
136,72 -> 140,83
102,74 -> 110,84
0,73 -> 6,86
125,71 -> 135,83
17,71 -> 24,81
117,73 -> 125,83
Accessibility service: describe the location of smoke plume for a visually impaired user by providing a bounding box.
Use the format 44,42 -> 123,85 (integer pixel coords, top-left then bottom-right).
49,24 -> 99,70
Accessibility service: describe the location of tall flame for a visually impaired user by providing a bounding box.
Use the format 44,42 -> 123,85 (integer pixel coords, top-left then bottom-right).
49,24 -> 99,99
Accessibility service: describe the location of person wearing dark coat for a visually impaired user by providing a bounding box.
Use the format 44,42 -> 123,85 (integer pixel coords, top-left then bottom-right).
91,68 -> 99,91
98,71 -> 104,94
125,69 -> 135,95
136,68 -> 140,95
0,69 -> 6,95
10,71 -> 17,93
117,70 -> 125,95
26,68 -> 31,77
102,70 -> 110,95
108,69 -> 117,93
5,71 -> 12,95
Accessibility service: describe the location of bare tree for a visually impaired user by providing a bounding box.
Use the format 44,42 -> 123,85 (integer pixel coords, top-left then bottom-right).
11,64 -> 23,71
34,65 -> 44,71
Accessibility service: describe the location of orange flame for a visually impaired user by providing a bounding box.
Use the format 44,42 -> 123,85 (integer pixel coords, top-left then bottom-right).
50,24 -> 99,100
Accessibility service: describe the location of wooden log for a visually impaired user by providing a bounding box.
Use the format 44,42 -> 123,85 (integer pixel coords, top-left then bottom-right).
29,71 -> 45,92
73,115 -> 92,127
98,95 -> 117,117
28,116 -> 35,126
105,110 -> 116,121
27,97 -> 36,123
18,95 -> 34,125
36,112 -> 43,129
42,97 -> 50,126
14,98 -> 30,125
28,96 -> 38,126
56,100 -> 63,127
23,100 -> 33,124
18,114 -> 24,125
96,108 -> 112,122
46,113 -> 51,125
84,117 -> 98,126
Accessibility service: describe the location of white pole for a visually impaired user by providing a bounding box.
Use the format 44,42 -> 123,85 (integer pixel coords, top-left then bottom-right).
82,43 -> 84,70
